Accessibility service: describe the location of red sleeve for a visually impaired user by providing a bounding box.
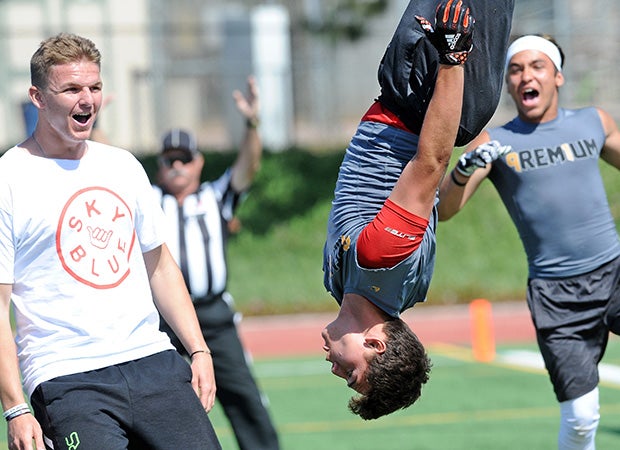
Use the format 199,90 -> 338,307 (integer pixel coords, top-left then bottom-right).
357,198 -> 429,269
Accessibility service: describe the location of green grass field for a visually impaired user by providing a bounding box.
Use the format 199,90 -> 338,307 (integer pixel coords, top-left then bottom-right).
205,337 -> 620,450
3,340 -> 620,449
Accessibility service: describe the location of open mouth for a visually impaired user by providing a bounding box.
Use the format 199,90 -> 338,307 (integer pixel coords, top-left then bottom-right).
73,113 -> 92,124
522,88 -> 539,101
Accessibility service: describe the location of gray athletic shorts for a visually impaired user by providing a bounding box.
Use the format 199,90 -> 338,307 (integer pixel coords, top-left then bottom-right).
527,255 -> 620,402
30,350 -> 221,449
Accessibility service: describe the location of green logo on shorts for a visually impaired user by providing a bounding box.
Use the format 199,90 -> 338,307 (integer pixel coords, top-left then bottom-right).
65,431 -> 80,449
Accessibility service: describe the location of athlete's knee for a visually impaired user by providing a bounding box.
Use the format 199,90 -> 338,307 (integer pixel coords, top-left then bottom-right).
558,388 -> 600,450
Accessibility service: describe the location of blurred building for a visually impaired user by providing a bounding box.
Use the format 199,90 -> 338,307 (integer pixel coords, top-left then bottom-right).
0,0 -> 618,153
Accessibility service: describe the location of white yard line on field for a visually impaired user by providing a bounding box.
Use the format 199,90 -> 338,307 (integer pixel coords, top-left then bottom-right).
499,349 -> 620,387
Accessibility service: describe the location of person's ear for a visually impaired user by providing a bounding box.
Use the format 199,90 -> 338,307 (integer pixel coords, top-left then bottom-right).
555,70 -> 565,88
365,336 -> 387,354
29,86 -> 45,109
193,153 -> 205,170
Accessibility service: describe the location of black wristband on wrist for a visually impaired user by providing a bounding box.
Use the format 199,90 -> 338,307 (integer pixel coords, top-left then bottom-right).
450,170 -> 468,187
190,349 -> 211,359
246,117 -> 260,129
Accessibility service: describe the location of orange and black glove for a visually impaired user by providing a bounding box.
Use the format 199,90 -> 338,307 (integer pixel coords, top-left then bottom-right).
415,0 -> 474,65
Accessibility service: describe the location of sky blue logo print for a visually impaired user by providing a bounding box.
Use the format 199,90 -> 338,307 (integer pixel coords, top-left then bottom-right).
65,431 -> 80,450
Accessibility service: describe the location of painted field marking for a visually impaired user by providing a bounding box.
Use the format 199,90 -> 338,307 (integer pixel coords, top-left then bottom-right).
499,349 -> 620,387
427,344 -> 620,391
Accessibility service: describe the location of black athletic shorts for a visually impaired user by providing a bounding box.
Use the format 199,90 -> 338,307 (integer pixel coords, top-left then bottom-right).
527,255 -> 620,402
30,350 -> 221,449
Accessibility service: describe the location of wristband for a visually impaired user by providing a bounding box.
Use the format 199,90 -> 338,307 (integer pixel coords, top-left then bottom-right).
450,170 -> 468,187
454,163 -> 473,177
190,349 -> 211,359
246,117 -> 260,129
3,403 -> 31,422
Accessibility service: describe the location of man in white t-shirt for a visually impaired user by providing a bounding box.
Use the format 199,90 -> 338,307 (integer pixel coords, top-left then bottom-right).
0,33 -> 221,449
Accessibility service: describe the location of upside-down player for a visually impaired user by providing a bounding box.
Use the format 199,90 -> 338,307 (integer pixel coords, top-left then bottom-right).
321,0 -> 514,420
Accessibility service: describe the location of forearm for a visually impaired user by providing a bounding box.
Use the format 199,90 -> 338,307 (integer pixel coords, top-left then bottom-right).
0,308 -> 27,410
0,365 -> 27,417
230,126 -> 262,192
438,132 -> 498,220
156,286 -> 208,355
418,64 -> 464,166
389,65 -> 464,214
437,168 -> 470,220
230,75 -> 262,192
145,246 -> 209,354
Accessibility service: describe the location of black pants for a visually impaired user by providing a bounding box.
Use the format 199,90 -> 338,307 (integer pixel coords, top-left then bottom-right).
31,351 -> 221,450
161,294 -> 279,450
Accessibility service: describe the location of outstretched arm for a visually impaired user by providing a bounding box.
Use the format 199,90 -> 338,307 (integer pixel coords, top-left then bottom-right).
230,75 -> 262,192
389,65 -> 464,219
437,133 -> 510,220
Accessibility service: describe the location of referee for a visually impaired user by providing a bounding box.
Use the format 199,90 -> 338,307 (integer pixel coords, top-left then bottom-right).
153,76 -> 279,450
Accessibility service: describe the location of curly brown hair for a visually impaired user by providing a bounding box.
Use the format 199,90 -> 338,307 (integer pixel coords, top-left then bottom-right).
348,317 -> 432,420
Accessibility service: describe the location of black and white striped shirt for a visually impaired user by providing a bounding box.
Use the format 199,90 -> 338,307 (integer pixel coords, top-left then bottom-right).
153,169 -> 242,300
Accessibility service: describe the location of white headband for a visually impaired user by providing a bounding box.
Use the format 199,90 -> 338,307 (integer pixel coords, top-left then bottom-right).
505,35 -> 562,72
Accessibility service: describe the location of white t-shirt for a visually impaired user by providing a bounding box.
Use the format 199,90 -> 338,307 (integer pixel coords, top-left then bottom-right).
0,141 -> 173,397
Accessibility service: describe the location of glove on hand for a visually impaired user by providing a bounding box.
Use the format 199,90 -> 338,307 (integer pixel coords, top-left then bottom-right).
415,0 -> 474,65
455,140 -> 512,176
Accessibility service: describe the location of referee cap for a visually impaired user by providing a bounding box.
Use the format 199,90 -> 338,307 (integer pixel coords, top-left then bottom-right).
161,128 -> 198,157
